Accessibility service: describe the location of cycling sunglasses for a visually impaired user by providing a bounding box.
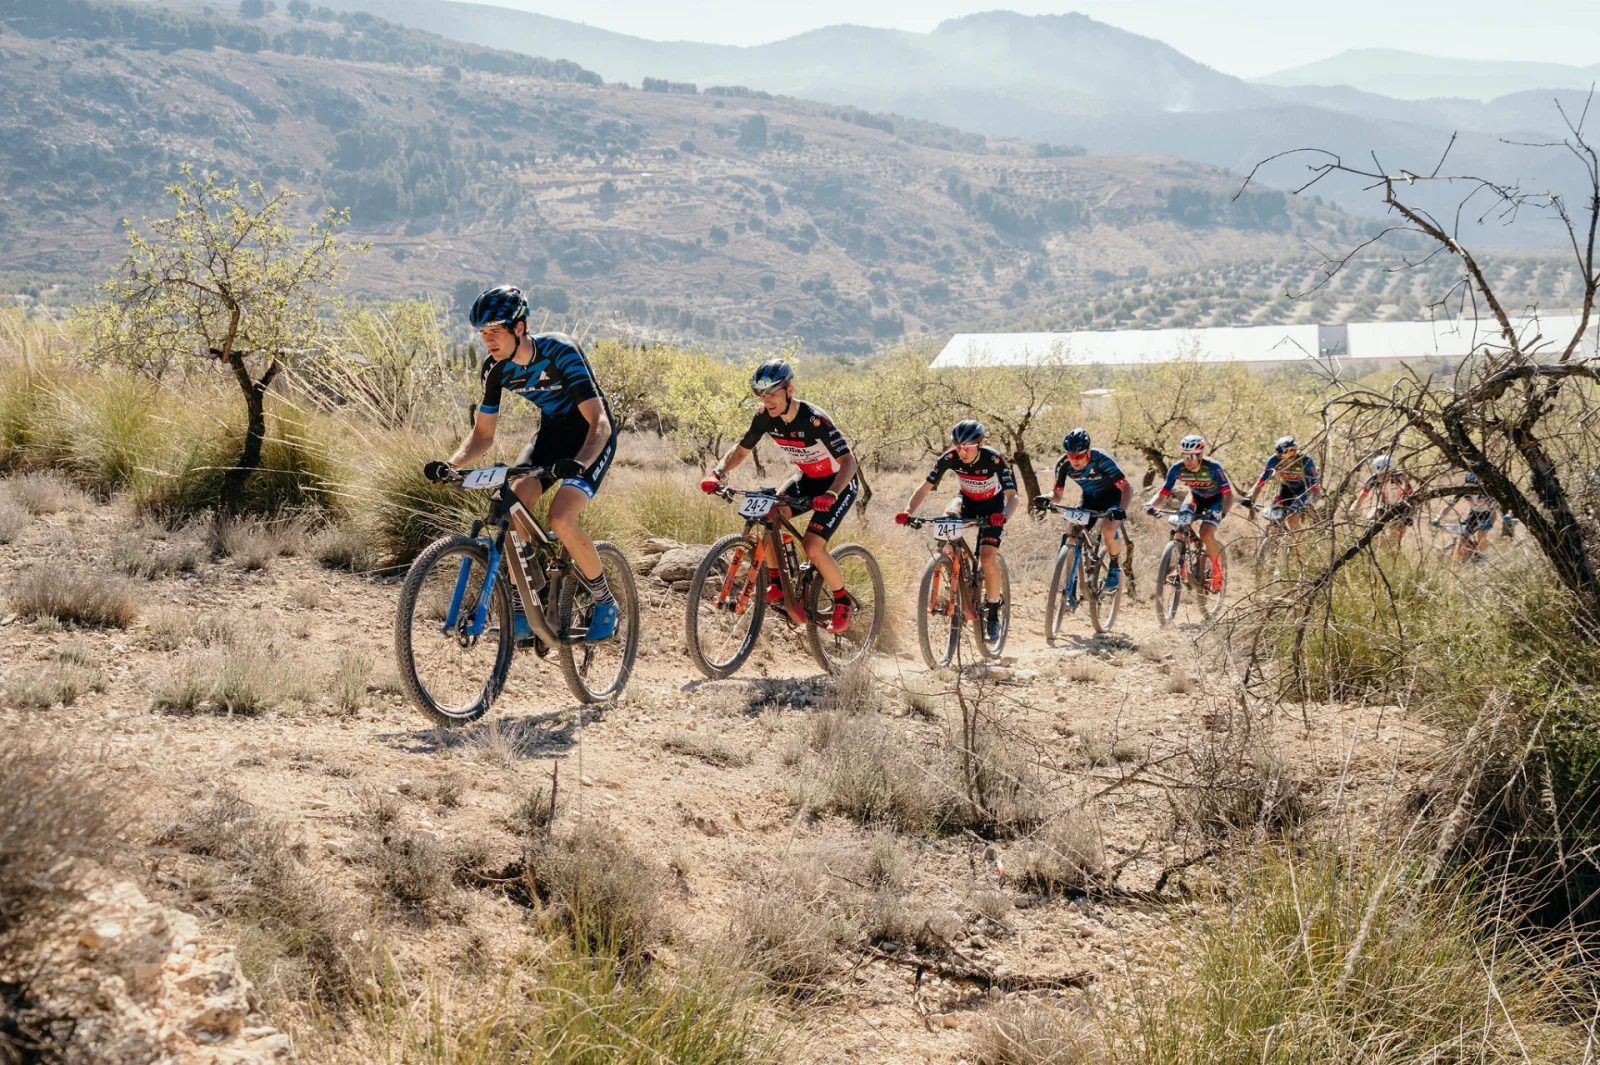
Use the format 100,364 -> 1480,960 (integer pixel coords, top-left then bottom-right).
1066,449 -> 1091,461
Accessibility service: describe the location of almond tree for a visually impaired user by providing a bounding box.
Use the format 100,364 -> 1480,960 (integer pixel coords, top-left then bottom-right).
102,166 -> 356,512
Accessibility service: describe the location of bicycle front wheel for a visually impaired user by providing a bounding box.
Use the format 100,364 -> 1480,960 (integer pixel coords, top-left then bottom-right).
1044,541 -> 1076,645
916,553 -> 961,670
1085,537 -> 1122,634
556,542 -> 640,703
1155,539 -> 1183,629
394,535 -> 515,727
805,543 -> 885,674
972,552 -> 1010,660
685,533 -> 767,679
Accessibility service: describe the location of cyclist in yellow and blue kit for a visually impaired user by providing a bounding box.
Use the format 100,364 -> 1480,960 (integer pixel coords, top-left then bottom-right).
1244,436 -> 1320,534
1146,434 -> 1233,591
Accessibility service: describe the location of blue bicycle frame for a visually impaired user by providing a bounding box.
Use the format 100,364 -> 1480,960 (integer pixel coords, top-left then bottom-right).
443,537 -> 504,638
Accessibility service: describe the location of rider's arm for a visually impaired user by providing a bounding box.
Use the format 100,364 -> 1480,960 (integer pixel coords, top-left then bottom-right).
997,453 -> 1018,516
1305,456 -> 1321,502
1050,456 -> 1068,503
903,481 -> 934,515
1001,487 -> 1018,522
828,451 -> 859,498
1148,463 -> 1179,508
1248,456 -> 1275,502
572,396 -> 613,468
713,414 -> 767,478
1216,463 -> 1236,516
447,409 -> 497,467
815,412 -> 857,498
1118,477 -> 1134,513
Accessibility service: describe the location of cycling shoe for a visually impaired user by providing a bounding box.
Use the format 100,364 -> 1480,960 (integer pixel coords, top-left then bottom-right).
585,601 -> 618,641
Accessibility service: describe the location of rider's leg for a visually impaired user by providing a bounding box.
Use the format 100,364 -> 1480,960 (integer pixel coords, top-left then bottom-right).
546,486 -> 603,581
509,476 -> 546,542
1198,521 -> 1223,565
1103,520 -> 1122,562
979,543 -> 1002,600
803,532 -> 845,591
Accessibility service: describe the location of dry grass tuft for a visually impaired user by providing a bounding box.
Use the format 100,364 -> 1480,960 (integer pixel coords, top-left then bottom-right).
732,889 -> 847,997
1017,814 -> 1106,898
664,728 -> 752,767
4,471 -> 87,515
150,647 -> 280,716
311,522 -> 382,573
111,526 -> 206,580
0,498 -> 30,543
975,1000 -> 1100,1065
1178,747 -> 1306,841
330,650 -> 372,713
3,664 -> 108,709
1164,668 -> 1197,694
6,568 -> 137,628
520,821 -> 662,961
1065,658 -> 1110,685
347,791 -> 455,913
213,518 -> 284,570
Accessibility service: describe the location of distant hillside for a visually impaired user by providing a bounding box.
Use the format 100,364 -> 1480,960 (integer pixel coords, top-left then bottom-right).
1258,48 -> 1600,103
0,0 -> 1355,353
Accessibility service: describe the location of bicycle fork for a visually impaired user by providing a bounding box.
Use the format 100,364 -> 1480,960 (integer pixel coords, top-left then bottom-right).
443,525 -> 563,647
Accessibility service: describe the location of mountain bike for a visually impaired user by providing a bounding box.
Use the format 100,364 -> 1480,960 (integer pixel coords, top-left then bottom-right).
1241,498 -> 1305,582
1035,501 -> 1126,640
393,464 -> 640,726
904,515 -> 1009,668
685,484 -> 885,679
1149,506 -> 1226,627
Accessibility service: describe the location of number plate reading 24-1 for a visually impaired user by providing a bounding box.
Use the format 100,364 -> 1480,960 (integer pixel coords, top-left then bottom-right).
461,467 -> 508,491
738,495 -> 777,520
932,518 -> 965,541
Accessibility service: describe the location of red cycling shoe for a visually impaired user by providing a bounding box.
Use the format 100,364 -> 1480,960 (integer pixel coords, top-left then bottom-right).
827,592 -> 857,634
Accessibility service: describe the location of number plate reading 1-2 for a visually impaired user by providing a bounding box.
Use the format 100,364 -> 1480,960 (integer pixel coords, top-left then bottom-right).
932,518 -> 965,541
1060,507 -> 1092,525
1265,507 -> 1285,521
461,467 -> 508,491
1169,513 -> 1189,527
738,495 -> 777,519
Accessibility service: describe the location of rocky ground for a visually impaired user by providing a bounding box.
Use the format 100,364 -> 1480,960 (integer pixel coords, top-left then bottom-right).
0,475 -> 1442,1062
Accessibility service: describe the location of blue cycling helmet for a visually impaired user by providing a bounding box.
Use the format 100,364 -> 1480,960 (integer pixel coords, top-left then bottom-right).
1062,428 -> 1091,454
951,419 -> 985,445
469,285 -> 528,330
1275,435 -> 1297,453
750,358 -> 794,395
1465,472 -> 1479,485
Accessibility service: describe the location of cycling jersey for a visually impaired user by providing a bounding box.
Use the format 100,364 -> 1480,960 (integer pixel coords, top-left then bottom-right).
1361,473 -> 1412,507
478,332 -> 605,419
1054,448 -> 1127,494
926,446 -> 1016,502
739,401 -> 851,479
1254,453 -> 1319,494
1159,458 -> 1232,503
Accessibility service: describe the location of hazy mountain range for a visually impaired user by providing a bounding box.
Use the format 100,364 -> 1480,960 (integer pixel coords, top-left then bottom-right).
312,0 -> 1596,242
1259,48 -> 1600,103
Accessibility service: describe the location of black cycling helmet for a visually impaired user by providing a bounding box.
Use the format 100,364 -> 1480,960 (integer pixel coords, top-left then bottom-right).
1275,435 -> 1297,453
750,358 -> 794,395
1062,428 -> 1091,454
469,285 -> 528,330
1465,471 -> 1479,485
951,419 -> 985,445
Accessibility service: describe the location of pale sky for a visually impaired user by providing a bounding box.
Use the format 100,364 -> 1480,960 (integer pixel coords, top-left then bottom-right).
477,0 -> 1600,77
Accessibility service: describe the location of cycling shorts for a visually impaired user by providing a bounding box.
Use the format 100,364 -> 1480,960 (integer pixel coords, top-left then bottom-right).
1275,483 -> 1311,509
955,495 -> 1007,549
514,414 -> 618,499
780,473 -> 858,541
1180,500 -> 1225,527
1468,509 -> 1495,532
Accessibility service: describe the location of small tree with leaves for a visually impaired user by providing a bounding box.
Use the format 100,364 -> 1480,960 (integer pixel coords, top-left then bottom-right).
933,344 -> 1081,500
102,167 -> 356,512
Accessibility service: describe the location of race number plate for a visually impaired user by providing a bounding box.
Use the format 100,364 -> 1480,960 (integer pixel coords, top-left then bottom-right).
738,494 -> 777,519
1169,512 -> 1190,527
1442,523 -> 1469,535
460,466 -> 508,490
932,517 -> 965,541
1060,507 -> 1092,525
1265,507 -> 1285,521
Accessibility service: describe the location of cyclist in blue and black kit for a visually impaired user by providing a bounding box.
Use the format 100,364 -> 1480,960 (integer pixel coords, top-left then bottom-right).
1032,427 -> 1132,592
1244,436 -> 1320,536
1146,434 -> 1233,592
896,419 -> 1018,642
425,285 -> 619,641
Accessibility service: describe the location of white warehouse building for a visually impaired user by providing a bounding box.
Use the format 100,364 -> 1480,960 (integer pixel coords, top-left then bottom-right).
930,315 -> 1600,372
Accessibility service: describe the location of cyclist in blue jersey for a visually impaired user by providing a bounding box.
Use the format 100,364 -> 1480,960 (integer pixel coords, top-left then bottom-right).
1146,434 -> 1233,592
1031,427 -> 1132,592
896,419 -> 1018,642
424,285 -> 619,641
1244,436 -> 1320,536
1441,471 -> 1497,561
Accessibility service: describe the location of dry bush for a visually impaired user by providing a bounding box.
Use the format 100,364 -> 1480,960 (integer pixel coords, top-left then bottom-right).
511,779 -> 558,838
731,889 -> 847,996
150,647 -> 281,716
1136,640 -> 1172,664
347,792 -> 454,913
142,609 -> 238,651
975,1000 -> 1099,1065
433,773 -> 465,809
0,736 -> 121,934
821,663 -> 879,717
1164,668 -> 1197,694
1065,658 -> 1110,685
4,471 -> 87,515
154,789 -> 361,1007
2,664 -> 107,709
969,889 -> 1014,924
6,568 -> 137,628
311,522 -> 382,573
806,711 -> 949,831
663,728 -> 752,767
289,584 -> 324,609
330,650 -> 372,713
0,498 -> 30,543
1018,813 -> 1106,898
1077,729 -> 1115,768
1176,746 -> 1306,842
213,518 -> 282,570
520,821 -> 661,962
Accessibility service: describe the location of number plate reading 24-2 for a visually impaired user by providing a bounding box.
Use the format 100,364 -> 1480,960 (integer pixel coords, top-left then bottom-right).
1059,508 -> 1091,525
932,518 -> 965,541
738,495 -> 777,520
461,467 -> 508,491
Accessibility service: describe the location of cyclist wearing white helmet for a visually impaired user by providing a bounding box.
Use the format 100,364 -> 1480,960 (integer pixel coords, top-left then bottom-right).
701,359 -> 861,634
1146,434 -> 1233,592
896,419 -> 1018,642
1358,453 -> 1416,541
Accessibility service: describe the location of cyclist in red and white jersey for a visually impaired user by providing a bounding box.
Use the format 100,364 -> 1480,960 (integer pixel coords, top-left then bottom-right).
894,419 -> 1018,642
1358,454 -> 1415,542
701,359 -> 860,633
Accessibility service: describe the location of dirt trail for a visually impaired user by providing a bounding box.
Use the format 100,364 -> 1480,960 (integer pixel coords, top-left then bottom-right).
0,496 -> 1440,1062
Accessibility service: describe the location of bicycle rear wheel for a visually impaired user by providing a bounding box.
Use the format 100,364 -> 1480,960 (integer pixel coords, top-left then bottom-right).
1044,541 -> 1077,645
1085,537 -> 1122,634
916,553 -> 960,670
685,533 -> 766,679
972,553 -> 1011,659
1155,539 -> 1183,629
805,543 -> 885,674
394,535 -> 515,726
556,542 -> 640,703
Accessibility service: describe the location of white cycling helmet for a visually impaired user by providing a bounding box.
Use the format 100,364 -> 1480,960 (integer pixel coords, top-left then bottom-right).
1179,434 -> 1207,455
1371,454 -> 1393,472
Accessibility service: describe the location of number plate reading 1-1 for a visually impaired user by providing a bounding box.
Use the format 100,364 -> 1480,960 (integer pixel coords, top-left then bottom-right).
738,495 -> 777,519
932,518 -> 965,541
1265,507 -> 1285,521
1060,507 -> 1091,525
1169,513 -> 1189,527
461,467 -> 508,490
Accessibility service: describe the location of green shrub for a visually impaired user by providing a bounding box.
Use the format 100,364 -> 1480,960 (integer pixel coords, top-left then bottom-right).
359,433 -> 481,566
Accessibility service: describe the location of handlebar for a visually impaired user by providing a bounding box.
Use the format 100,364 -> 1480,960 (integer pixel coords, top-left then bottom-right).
904,515 -> 983,530
712,484 -> 808,508
1032,499 -> 1122,520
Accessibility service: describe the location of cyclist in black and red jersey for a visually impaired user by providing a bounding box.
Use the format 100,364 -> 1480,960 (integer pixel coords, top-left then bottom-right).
894,419 -> 1018,642
700,359 -> 861,634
